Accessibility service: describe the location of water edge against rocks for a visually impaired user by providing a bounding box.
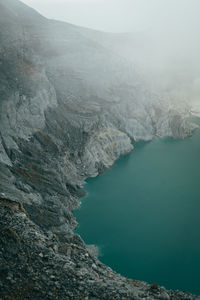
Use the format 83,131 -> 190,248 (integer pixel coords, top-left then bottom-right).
75,126 -> 200,295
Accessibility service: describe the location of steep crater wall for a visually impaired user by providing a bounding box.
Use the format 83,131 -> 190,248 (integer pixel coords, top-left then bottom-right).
0,1 -> 198,299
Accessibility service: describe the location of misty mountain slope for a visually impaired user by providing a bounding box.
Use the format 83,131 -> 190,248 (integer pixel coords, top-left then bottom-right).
0,0 -> 198,299
88,28 -> 200,112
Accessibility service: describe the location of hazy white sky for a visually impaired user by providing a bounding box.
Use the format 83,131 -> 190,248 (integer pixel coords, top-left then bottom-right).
21,0 -> 200,33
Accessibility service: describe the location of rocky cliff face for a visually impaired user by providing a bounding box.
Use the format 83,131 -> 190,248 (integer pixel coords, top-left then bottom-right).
0,0 -> 198,299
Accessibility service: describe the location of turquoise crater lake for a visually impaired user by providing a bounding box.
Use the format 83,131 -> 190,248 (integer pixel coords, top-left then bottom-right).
74,125 -> 200,295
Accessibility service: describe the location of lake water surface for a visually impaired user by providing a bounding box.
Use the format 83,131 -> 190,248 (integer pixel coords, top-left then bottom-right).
74,126 -> 200,295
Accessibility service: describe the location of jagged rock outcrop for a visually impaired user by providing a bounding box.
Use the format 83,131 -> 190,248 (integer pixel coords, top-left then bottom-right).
0,0 -> 198,299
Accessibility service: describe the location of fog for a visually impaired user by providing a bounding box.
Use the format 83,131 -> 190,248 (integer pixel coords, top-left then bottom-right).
21,0 -> 200,110
21,0 -> 200,34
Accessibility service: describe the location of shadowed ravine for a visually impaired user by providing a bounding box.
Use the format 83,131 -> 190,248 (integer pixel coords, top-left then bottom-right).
75,124 -> 200,295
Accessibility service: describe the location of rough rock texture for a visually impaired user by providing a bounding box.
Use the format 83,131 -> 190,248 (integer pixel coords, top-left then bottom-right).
0,200 -> 199,300
0,0 -> 199,299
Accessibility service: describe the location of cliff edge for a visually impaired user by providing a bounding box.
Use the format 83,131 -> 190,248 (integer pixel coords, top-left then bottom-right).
0,0 -> 198,299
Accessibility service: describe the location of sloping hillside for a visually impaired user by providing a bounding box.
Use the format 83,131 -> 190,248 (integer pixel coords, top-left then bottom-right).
0,0 -> 197,299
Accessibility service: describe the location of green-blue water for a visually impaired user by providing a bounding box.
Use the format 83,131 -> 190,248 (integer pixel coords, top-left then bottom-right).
75,126 -> 200,295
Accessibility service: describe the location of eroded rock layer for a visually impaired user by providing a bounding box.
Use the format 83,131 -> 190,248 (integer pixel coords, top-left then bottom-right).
0,0 -> 198,299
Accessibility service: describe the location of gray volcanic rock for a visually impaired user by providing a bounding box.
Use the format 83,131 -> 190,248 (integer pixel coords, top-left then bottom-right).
0,0 -> 198,299
0,199 -> 199,300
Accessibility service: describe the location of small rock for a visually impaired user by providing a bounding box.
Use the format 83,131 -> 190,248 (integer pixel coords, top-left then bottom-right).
53,245 -> 58,252
92,263 -> 97,270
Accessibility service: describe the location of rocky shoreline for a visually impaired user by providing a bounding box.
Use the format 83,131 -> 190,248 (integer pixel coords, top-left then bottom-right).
1,195 -> 200,300
0,0 -> 199,299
